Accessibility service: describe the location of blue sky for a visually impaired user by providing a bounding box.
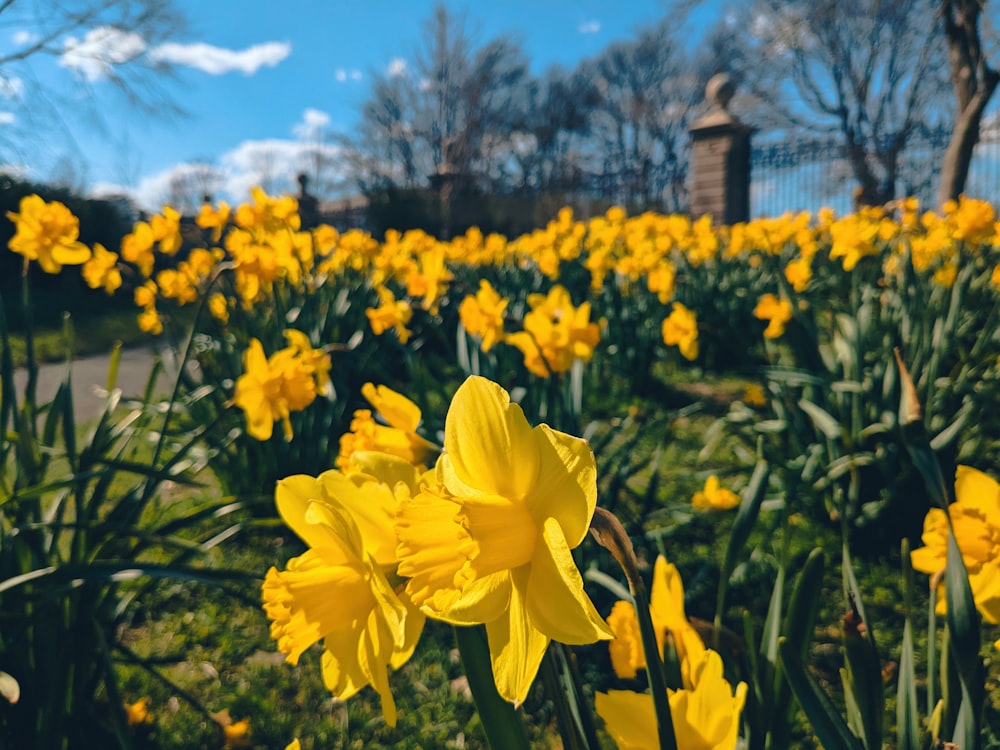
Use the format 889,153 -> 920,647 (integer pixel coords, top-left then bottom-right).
0,0 -> 687,210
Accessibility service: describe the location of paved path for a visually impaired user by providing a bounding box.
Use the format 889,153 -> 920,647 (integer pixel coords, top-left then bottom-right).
13,346 -> 172,424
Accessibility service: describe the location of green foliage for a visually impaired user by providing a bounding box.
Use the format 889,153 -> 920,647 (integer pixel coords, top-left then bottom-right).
0,281 -> 252,749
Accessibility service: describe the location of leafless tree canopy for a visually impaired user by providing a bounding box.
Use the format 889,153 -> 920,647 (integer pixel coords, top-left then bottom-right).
0,0 -> 188,177
350,3 -> 707,213
726,0 -> 950,206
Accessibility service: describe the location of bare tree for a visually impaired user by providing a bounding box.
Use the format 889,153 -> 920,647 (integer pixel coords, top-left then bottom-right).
0,0 -> 187,172
162,160 -> 223,214
577,18 -> 702,211
742,0 -> 949,206
938,0 -> 1000,205
350,3 -> 530,191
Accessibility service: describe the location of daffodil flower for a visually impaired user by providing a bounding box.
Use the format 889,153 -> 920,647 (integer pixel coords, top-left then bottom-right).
607,555 -> 706,688
691,476 -> 740,512
911,465 -> 1000,623
394,375 -> 613,705
597,649 -> 747,750
262,472 -> 424,726
6,194 -> 91,273
661,302 -> 699,361
336,383 -> 437,470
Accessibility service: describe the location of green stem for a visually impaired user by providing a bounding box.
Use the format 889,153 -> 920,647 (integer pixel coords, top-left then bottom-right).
453,625 -> 531,750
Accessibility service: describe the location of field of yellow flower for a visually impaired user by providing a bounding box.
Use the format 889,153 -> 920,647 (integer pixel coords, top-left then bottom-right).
1,189 -> 999,748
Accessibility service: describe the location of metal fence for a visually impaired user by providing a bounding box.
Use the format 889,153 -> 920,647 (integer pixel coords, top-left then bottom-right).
750,127 -> 1000,216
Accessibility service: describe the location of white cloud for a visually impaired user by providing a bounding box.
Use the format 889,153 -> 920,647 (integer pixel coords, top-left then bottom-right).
0,75 -> 23,100
0,112 -> 15,125
292,108 -> 331,140
578,20 -> 601,34
150,40 -> 290,75
387,57 -> 407,77
60,26 -> 146,82
131,141 -> 343,212
12,30 -> 38,46
335,67 -> 362,83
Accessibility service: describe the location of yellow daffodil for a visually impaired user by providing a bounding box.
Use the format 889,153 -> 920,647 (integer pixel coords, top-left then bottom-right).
753,293 -> 793,339
137,307 -> 163,336
506,284 -> 600,377
124,697 -> 152,726
692,475 -> 740,511
606,555 -> 706,688
945,195 -> 996,245
366,285 -> 413,343
233,337 -> 322,441
458,279 -> 508,352
120,221 -> 156,277
394,376 -> 613,704
150,206 -> 182,256
742,384 -> 768,407
596,650 -> 747,750
208,292 -> 230,323
784,256 -> 812,292
6,194 -> 91,273
661,302 -> 698,361
829,213 -> 880,271
336,382 -> 437,470
81,243 -> 122,294
911,465 -> 1000,623
196,200 -> 231,243
262,472 -> 423,726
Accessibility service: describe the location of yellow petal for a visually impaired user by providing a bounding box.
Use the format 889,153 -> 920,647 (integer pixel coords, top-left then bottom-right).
969,563 -> 1000,624
649,556 -> 687,633
955,465 -> 1000,518
595,690 -> 658,750
320,632 -> 367,701
526,425 -> 597,548
318,470 -> 399,566
275,476 -> 360,557
423,571 -> 512,626
485,570 -> 550,705
362,382 -> 423,433
443,376 -> 540,501
607,600 -> 644,679
390,595 -> 427,670
358,604 -> 399,726
348,451 -> 421,493
525,517 -> 614,645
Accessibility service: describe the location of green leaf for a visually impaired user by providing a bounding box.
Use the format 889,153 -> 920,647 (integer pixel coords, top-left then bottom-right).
897,540 -> 920,750
778,637 -> 864,750
896,619 -> 919,750
798,398 -> 841,440
716,458 -> 769,625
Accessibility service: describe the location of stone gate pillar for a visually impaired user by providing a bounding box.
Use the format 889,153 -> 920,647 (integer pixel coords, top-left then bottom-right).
689,74 -> 752,225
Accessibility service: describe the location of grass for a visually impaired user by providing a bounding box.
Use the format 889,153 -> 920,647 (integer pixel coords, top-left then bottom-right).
6,307 -> 153,367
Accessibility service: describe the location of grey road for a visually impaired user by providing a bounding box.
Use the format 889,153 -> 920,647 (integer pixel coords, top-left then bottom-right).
12,346 -> 173,424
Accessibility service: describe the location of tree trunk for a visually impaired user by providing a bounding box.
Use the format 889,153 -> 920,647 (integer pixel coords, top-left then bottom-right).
938,74 -> 999,205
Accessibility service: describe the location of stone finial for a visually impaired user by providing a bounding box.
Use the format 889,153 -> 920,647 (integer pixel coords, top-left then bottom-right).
705,73 -> 735,111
